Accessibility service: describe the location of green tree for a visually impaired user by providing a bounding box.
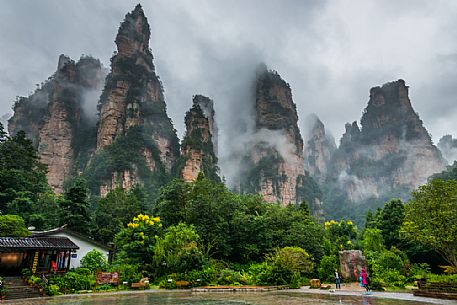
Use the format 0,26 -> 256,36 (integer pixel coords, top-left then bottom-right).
401,179 -> 457,269
361,228 -> 385,253
93,187 -> 143,243
325,219 -> 357,254
153,223 -> 203,274
0,215 -> 30,237
0,128 -> 49,215
60,178 -> 91,234
114,213 -> 162,268
379,199 -> 404,249
266,246 -> 314,286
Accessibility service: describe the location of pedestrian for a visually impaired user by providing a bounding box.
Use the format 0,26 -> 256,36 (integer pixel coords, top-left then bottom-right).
334,269 -> 341,289
361,268 -> 369,293
51,260 -> 57,274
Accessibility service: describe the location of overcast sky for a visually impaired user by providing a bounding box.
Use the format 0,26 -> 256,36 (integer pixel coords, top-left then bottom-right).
1,0 -> 457,148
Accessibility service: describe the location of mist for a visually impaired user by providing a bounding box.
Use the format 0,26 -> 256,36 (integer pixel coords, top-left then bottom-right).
1,0 -> 457,182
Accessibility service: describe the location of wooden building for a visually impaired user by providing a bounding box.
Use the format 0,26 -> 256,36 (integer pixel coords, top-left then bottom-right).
0,236 -> 78,275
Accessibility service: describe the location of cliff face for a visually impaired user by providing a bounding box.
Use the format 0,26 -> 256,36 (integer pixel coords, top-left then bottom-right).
241,67 -> 320,205
91,4 -> 179,195
179,95 -> 219,182
8,55 -> 105,193
327,80 -> 446,207
304,114 -> 336,184
438,135 -> 457,164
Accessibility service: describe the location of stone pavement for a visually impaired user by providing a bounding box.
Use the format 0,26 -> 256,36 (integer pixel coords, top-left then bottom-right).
298,282 -> 457,305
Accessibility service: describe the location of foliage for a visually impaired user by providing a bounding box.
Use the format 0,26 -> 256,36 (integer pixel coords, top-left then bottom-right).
263,246 -> 314,287
83,125 -> 171,199
93,187 -> 144,243
324,219 -> 357,254
45,284 -> 61,296
155,176 -> 326,265
361,228 -> 385,253
60,178 -> 91,234
378,199 -> 404,249
114,213 -> 162,270
0,215 -> 30,237
80,249 -> 108,273
0,128 -> 49,216
110,262 -> 142,283
318,255 -> 339,282
431,161 -> 457,181
365,248 -> 409,289
217,268 -> 250,285
48,270 -> 94,293
424,273 -> 457,283
401,179 -> 457,269
153,223 -> 203,275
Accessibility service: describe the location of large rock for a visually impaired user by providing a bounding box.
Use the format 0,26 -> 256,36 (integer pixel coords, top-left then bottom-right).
241,66 -> 321,205
326,80 -> 446,214
179,95 -> 219,182
8,55 -> 105,193
304,114 -> 336,184
339,250 -> 367,281
93,4 -> 179,194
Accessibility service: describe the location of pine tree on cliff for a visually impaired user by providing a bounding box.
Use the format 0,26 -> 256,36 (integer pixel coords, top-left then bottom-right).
87,4 -> 180,197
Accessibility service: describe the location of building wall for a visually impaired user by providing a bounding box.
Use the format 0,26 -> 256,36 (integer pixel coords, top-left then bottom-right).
48,232 -> 109,269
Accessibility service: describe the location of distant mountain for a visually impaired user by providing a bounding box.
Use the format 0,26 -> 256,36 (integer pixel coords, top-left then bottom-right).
303,114 -> 336,184
438,135 -> 457,164
325,80 -> 446,220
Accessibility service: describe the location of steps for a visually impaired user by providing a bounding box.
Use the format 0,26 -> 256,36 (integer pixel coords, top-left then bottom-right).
2,276 -> 42,300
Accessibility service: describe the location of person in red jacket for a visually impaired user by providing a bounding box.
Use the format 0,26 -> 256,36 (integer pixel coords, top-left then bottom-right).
51,260 -> 57,274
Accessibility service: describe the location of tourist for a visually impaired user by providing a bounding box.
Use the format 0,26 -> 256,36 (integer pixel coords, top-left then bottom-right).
334,269 -> 341,289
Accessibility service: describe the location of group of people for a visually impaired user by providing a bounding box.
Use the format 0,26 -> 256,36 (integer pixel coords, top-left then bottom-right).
334,268 -> 371,293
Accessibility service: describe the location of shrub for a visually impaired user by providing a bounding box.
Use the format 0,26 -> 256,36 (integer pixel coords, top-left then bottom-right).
248,262 -> 275,286
110,262 -> 142,283
80,249 -> 108,273
46,284 -> 61,296
379,270 -> 407,288
21,268 -> 32,278
217,268 -> 249,285
318,255 -> 339,282
186,267 -> 218,286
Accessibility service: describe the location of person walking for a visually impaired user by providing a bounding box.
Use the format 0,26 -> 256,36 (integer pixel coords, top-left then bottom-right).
334,269 -> 341,289
361,268 -> 369,293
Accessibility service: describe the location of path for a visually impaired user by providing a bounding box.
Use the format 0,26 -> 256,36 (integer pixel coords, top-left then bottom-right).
297,282 -> 457,305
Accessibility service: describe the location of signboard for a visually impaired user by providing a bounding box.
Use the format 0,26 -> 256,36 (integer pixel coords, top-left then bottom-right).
95,271 -> 120,288
71,253 -> 77,258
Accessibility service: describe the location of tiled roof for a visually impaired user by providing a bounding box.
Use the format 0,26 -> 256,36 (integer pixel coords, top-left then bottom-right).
0,237 -> 79,250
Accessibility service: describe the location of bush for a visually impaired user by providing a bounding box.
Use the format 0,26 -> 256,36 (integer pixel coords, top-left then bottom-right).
186,267 -> 218,286
80,249 -> 108,273
21,268 -> 32,278
110,262 -> 142,283
379,270 -> 407,288
318,255 -> 339,282
248,262 -> 275,286
217,268 -> 250,285
48,271 -> 94,293
425,273 -> 457,283
159,278 -> 176,289
45,284 -> 61,296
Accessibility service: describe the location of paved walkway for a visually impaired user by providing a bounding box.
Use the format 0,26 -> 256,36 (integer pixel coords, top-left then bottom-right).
297,283 -> 457,305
